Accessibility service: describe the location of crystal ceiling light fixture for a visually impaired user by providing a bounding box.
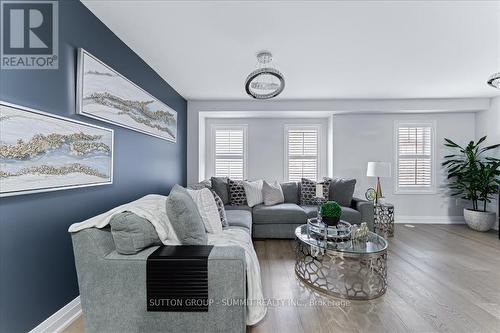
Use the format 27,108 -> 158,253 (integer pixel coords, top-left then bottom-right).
487,72 -> 500,89
245,51 -> 285,99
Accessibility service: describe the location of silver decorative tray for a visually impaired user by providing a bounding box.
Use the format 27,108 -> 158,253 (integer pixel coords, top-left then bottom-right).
307,218 -> 352,242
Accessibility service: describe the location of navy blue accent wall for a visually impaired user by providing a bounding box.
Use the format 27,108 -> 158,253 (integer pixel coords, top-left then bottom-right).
0,0 -> 187,331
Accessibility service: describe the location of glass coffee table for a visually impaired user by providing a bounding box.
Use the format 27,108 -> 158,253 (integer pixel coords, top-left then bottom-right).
295,222 -> 388,300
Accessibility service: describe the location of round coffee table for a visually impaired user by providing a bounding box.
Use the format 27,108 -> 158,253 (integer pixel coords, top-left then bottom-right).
294,223 -> 388,300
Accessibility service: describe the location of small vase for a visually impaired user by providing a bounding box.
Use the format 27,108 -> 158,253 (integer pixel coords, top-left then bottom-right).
322,216 -> 340,227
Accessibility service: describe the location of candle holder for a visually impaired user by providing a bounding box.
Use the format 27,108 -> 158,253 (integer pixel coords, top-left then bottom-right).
315,197 -> 326,220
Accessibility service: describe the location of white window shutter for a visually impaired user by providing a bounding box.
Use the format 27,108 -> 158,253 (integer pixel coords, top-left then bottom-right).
397,125 -> 433,188
214,128 -> 245,180
287,128 -> 319,182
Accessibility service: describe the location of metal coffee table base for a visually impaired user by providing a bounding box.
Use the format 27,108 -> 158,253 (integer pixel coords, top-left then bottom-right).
295,241 -> 387,300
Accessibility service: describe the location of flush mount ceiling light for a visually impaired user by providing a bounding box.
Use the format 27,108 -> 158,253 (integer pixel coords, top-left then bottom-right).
245,51 -> 285,99
487,72 -> 500,89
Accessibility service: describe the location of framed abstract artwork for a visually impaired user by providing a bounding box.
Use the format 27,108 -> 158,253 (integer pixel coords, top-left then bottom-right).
0,101 -> 113,197
77,48 -> 177,142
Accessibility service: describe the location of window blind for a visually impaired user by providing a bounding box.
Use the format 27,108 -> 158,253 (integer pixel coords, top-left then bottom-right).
214,128 -> 245,180
397,125 -> 432,188
287,128 -> 319,182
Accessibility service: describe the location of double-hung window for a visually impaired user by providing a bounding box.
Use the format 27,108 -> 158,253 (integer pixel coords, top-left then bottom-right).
395,121 -> 435,193
285,125 -> 320,182
212,126 -> 246,180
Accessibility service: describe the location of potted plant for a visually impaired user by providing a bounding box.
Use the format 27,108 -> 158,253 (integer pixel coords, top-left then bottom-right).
442,136 -> 500,231
320,201 -> 342,226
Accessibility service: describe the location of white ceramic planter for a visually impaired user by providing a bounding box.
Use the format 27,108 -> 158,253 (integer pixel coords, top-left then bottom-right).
463,208 -> 496,232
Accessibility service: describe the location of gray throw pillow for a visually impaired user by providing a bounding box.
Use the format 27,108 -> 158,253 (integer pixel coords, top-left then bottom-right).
325,177 -> 356,207
166,184 -> 207,245
211,177 -> 229,205
187,180 -> 211,190
280,182 -> 299,204
109,211 -> 162,254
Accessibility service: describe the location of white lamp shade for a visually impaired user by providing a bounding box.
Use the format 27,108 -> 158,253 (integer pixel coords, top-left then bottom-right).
367,162 -> 391,178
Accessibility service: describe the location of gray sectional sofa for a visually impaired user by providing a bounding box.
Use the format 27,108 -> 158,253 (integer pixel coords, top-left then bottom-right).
213,178 -> 374,238
70,178 -> 372,332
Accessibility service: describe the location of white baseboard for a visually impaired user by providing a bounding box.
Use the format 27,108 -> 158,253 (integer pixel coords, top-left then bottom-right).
395,215 -> 465,224
30,296 -> 81,333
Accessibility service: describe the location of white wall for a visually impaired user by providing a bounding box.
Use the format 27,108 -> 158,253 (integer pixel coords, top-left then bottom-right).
333,112 -> 476,221
188,98 -> 488,184
205,118 -> 329,182
475,96 -> 500,229
187,98 -> 489,222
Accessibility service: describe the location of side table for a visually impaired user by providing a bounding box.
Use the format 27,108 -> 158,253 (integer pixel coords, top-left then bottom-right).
374,203 -> 394,237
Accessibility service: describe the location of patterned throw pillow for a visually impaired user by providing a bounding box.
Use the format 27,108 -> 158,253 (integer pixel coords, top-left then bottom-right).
228,179 -> 248,206
300,178 -> 331,205
211,190 -> 228,227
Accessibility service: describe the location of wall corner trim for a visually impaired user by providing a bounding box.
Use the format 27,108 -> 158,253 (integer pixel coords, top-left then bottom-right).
29,296 -> 81,333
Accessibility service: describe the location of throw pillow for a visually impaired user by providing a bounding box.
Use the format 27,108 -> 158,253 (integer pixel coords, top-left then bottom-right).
228,179 -> 248,206
211,190 -> 228,227
109,211 -> 162,255
300,178 -> 331,206
211,177 -> 229,205
243,180 -> 264,207
280,182 -> 299,204
187,188 -> 223,234
262,180 -> 284,206
166,185 -> 207,245
325,177 -> 356,207
187,179 -> 211,190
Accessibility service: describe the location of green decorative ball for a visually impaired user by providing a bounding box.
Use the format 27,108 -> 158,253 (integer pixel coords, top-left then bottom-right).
320,201 -> 342,218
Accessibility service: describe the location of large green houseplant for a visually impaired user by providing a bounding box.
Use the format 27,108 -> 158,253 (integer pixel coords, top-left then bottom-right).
442,136 -> 500,231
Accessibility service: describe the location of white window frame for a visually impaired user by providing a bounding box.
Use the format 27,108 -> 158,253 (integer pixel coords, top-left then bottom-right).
284,124 -> 322,182
394,120 -> 436,194
209,124 -> 248,180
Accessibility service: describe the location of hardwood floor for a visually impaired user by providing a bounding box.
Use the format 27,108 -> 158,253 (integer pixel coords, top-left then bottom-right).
63,224 -> 500,333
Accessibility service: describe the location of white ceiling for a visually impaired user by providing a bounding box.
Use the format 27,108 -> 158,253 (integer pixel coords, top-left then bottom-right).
82,0 -> 500,100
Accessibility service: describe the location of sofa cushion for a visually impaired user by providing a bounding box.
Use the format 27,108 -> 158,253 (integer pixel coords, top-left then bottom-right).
280,182 -> 299,204
340,207 -> 362,224
252,203 -> 307,224
300,178 -> 331,205
301,205 -> 318,219
224,204 -> 252,212
326,177 -> 356,207
166,184 -> 207,245
303,205 -> 361,224
225,210 -> 252,231
228,179 -> 248,206
109,212 -> 162,254
211,177 -> 229,204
